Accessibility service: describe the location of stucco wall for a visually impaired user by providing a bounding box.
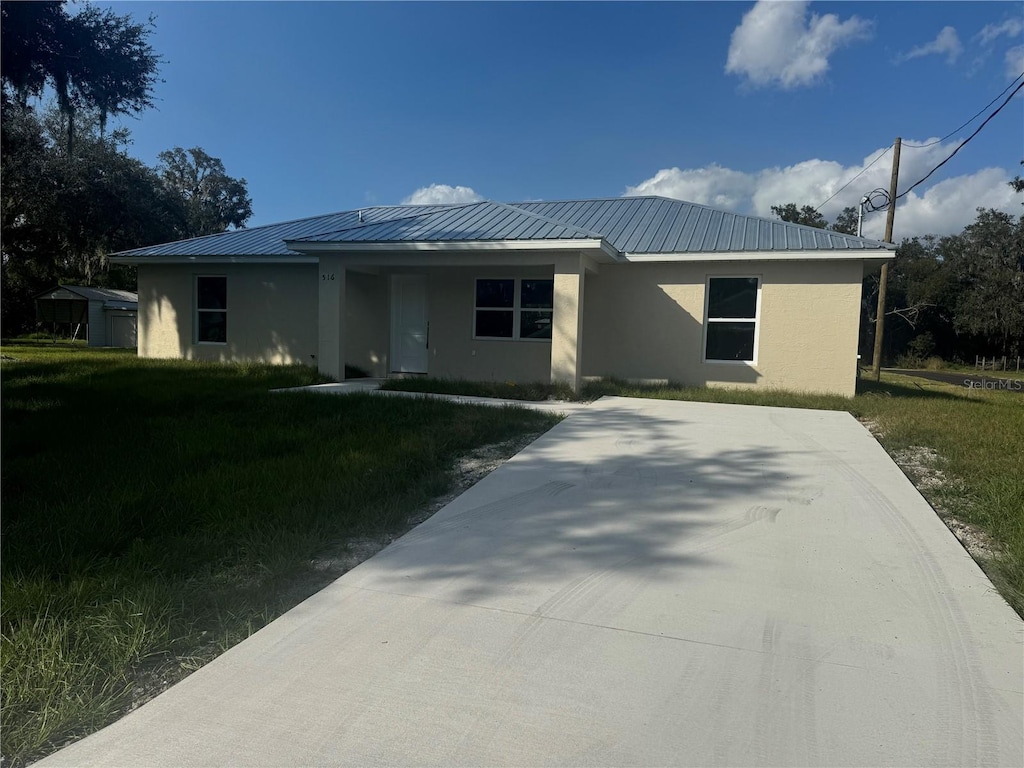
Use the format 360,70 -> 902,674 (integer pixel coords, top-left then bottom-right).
583,260 -> 864,396
346,271 -> 389,377
137,263 -> 318,364
423,266 -> 552,383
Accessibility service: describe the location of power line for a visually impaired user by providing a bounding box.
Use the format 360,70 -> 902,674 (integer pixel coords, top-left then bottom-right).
895,78 -> 1024,202
814,144 -> 892,212
904,71 -> 1024,149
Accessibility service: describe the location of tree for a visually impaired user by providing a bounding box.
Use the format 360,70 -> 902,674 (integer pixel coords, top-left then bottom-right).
939,209 -> 1024,356
157,147 -> 253,238
770,203 -> 828,229
1,1 -> 159,148
771,203 -> 859,234
831,206 -> 859,235
1011,161 -> 1024,199
1,106 -> 183,334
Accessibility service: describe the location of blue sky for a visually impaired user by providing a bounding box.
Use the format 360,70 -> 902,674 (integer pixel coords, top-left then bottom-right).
100,1 -> 1024,240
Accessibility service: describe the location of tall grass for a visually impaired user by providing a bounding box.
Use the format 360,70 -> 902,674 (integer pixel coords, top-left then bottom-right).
1,344 -> 557,766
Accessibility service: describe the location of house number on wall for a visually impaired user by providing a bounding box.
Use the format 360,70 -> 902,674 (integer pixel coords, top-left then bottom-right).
321,273 -> 335,281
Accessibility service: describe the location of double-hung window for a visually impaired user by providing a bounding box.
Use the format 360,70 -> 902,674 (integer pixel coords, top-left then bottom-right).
474,278 -> 553,340
704,276 -> 759,363
196,276 -> 227,344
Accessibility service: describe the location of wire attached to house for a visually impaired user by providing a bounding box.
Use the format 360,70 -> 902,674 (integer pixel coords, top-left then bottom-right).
814,145 -> 892,212
862,188 -> 891,213
903,71 -> 1024,149
895,77 -> 1024,202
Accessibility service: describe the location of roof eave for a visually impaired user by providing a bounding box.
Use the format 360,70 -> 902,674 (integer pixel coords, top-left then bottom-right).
108,254 -> 317,265
621,248 -> 894,263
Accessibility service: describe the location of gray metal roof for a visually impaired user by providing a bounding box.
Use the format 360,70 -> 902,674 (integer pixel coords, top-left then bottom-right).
288,201 -> 602,244
112,205 -> 456,259
512,198 -> 883,253
34,285 -> 138,307
112,196 -> 892,259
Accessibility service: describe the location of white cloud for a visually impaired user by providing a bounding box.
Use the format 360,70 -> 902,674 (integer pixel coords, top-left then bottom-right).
1006,45 -> 1024,79
624,165 -> 753,210
976,18 -> 1023,46
725,0 -> 873,89
401,184 -> 484,205
624,144 -> 1022,240
883,168 -> 1020,242
897,26 -> 963,65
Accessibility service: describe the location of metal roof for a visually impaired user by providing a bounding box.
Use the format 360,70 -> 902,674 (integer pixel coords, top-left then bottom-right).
288,201 -> 602,244
111,205 -> 456,259
34,285 -> 138,307
511,198 -> 883,253
111,197 -> 892,260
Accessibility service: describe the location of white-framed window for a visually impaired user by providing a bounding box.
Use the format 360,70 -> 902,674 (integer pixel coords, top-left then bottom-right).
195,275 -> 227,344
703,276 -> 760,363
474,278 -> 553,341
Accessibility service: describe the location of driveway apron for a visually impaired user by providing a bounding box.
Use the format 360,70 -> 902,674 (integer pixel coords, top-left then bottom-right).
39,397 -> 1023,767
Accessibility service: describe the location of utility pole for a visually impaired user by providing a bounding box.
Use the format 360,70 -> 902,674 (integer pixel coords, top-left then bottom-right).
871,137 -> 901,382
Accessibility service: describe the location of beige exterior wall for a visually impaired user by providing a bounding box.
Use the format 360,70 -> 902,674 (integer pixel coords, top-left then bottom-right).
423,266 -> 552,383
138,257 -> 864,395
137,263 -> 319,364
583,260 -> 864,397
346,271 -> 390,377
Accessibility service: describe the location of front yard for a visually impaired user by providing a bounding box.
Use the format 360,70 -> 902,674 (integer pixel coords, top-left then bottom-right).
3,346 -> 1021,766
0,344 -> 558,767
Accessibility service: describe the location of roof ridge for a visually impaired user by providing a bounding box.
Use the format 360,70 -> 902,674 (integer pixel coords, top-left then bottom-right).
513,196 -> 887,248
495,200 -> 611,241
291,201 -> 486,241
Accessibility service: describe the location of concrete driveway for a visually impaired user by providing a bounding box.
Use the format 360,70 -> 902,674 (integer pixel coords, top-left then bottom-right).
40,397 -> 1023,767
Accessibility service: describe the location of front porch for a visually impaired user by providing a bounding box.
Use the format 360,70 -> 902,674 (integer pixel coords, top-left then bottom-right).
312,251 -> 601,392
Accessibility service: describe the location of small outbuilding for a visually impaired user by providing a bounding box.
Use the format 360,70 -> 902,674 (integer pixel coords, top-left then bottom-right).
34,285 -> 139,348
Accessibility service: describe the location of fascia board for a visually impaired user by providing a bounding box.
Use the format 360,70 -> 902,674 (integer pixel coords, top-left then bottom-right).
622,249 -> 894,263
108,255 -> 318,265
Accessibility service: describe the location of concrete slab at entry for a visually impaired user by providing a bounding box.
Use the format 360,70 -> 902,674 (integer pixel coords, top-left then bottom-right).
38,397 -> 1023,767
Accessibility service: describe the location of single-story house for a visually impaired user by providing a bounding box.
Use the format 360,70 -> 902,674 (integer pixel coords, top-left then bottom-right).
33,285 -> 139,347
110,196 -> 894,396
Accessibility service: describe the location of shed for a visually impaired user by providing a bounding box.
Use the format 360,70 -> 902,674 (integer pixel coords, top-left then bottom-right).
34,285 -> 139,347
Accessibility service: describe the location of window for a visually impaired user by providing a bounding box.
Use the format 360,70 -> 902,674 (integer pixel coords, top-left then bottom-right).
196,276 -> 227,344
704,276 -> 759,363
474,278 -> 553,340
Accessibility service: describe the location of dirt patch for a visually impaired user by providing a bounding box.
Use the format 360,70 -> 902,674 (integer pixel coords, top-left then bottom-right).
882,442 -> 1002,561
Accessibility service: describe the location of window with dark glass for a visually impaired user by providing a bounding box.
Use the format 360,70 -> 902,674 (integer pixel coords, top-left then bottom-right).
705,277 -> 758,362
474,278 -> 554,340
196,276 -> 227,343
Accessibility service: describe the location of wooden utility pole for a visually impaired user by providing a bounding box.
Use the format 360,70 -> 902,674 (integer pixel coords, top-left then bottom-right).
871,137 -> 901,381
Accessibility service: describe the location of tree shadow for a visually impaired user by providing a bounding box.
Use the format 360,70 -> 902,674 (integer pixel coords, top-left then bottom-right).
341,398 -> 821,608
856,377 -> 977,402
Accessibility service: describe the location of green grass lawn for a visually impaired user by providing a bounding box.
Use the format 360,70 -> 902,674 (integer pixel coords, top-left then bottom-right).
0,344 -> 558,767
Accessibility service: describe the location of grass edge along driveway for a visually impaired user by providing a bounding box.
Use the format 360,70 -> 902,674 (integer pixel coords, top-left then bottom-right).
0,344 -> 558,767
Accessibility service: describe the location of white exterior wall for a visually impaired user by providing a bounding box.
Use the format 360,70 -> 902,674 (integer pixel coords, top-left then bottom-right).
582,260 -> 865,397
86,300 -> 106,346
137,263 -> 319,364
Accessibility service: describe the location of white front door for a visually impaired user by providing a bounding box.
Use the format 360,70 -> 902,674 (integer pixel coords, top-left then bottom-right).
390,275 -> 428,373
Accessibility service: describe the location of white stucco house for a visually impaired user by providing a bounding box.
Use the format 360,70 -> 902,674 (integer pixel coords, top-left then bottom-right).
109,196 -> 894,396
